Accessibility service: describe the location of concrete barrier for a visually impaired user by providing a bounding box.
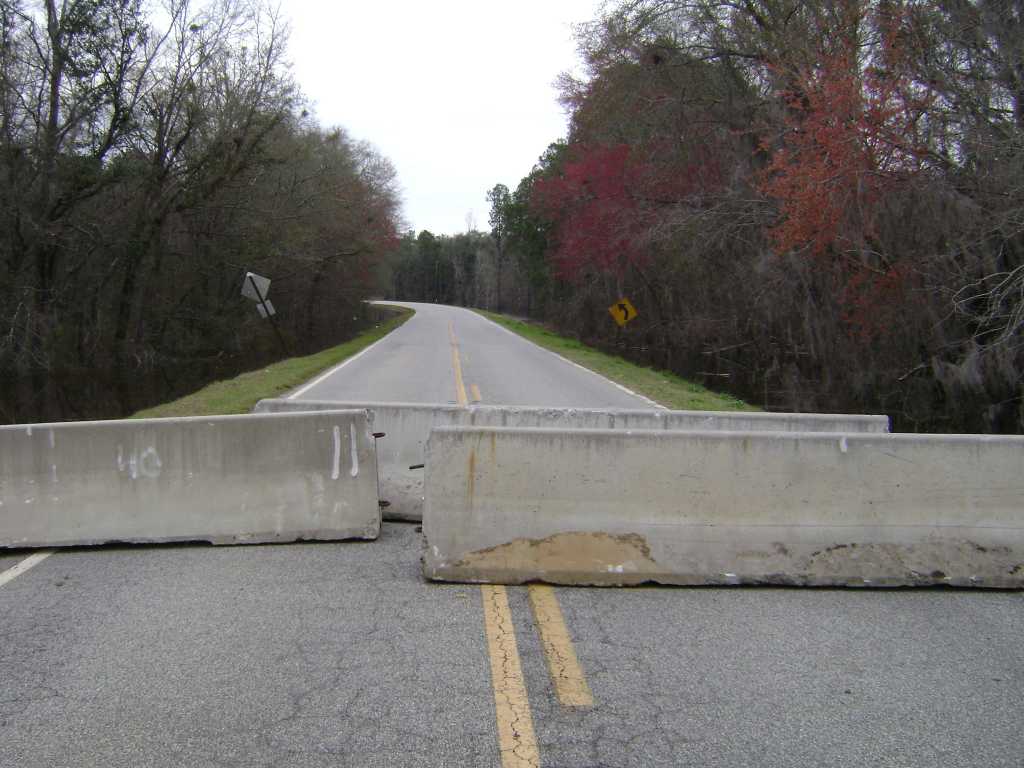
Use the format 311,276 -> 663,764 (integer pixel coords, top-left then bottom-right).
0,410 -> 380,548
255,399 -> 890,522
422,427 -> 1024,588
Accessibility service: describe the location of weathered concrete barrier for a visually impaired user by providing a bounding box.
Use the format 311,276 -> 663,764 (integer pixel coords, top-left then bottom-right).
0,410 -> 380,548
422,427 -> 1024,588
255,399 -> 889,522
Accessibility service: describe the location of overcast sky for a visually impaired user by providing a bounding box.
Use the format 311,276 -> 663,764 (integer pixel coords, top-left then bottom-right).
278,0 -> 602,235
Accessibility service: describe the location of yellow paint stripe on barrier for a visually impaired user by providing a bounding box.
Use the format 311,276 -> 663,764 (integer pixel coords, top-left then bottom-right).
448,321 -> 469,406
481,585 -> 540,768
528,585 -> 594,708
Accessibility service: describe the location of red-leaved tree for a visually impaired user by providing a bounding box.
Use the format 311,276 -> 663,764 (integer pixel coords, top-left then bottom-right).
759,24 -> 934,337
531,144 -> 648,280
761,27 -> 932,259
531,141 -> 723,281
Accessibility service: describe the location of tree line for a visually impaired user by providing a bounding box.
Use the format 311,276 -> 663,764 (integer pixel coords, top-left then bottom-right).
0,0 -> 402,420
391,0 -> 1023,433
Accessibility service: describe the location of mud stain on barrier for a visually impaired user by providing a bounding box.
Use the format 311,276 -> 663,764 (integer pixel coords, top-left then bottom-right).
454,531 -> 660,585
466,448 -> 476,503
738,541 -> 791,560
804,540 -> 1023,587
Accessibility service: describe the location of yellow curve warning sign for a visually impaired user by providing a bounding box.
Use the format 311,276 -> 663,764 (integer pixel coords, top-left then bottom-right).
608,298 -> 638,327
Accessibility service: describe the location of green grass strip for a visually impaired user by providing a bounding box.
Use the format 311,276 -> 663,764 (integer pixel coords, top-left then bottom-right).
131,305 -> 414,419
474,309 -> 756,412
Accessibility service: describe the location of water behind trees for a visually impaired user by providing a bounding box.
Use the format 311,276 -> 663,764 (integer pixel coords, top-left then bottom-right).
0,309 -> 386,425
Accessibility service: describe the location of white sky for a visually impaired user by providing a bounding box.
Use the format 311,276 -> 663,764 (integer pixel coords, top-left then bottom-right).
278,0 -> 602,235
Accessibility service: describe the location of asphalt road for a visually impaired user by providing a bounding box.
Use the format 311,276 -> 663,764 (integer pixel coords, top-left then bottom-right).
290,301 -> 657,408
2,302 -> 1023,768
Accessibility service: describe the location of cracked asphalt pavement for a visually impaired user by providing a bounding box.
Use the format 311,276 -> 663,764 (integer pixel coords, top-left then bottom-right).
2,526 -> 1023,767
1,525 -> 495,767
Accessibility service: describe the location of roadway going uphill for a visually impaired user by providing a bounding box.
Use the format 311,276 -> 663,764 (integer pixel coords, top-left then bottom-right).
289,301 -> 657,408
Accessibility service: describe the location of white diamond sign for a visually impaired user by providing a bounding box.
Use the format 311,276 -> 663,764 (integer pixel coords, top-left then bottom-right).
241,271 -> 271,302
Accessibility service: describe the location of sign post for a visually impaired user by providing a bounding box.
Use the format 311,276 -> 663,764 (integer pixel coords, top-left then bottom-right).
241,271 -> 288,354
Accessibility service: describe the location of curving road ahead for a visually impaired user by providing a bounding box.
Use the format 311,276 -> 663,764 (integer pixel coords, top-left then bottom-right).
290,301 -> 657,408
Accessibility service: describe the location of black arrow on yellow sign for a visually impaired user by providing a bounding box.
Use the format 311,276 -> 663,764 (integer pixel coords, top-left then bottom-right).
608,298 -> 638,327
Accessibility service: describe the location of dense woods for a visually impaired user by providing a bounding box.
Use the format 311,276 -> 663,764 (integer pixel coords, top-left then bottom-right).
392,0 -> 1024,433
4,0 -> 1021,432
0,0 -> 401,421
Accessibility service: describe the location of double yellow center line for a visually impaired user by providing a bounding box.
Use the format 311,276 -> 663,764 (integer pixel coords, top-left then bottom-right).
448,321 -> 469,406
448,319 -> 593,768
528,585 -> 593,708
482,585 -> 540,767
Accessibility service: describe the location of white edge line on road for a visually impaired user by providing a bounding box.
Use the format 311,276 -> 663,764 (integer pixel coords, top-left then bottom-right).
287,326 -> 398,400
475,311 -> 667,411
0,550 -> 55,589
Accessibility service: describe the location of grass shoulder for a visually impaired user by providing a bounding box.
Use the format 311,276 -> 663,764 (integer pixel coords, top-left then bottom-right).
131,305 -> 414,419
474,309 -> 756,412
